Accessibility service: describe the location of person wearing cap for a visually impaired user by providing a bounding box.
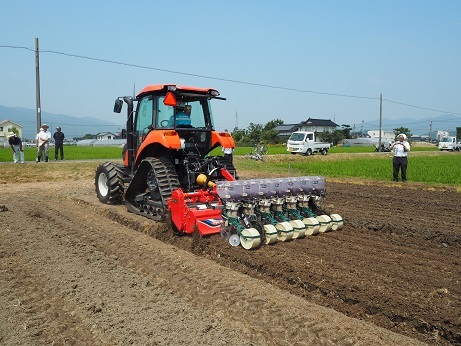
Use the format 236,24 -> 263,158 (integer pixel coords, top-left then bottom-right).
53,126 -> 65,160
167,104 -> 192,127
8,132 -> 25,163
36,124 -> 52,162
390,133 -> 411,182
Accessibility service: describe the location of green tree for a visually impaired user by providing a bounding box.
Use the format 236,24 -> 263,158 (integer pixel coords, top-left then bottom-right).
318,130 -> 345,146
244,123 -> 263,144
231,128 -> 246,142
261,119 -> 284,144
340,124 -> 352,139
392,127 -> 411,140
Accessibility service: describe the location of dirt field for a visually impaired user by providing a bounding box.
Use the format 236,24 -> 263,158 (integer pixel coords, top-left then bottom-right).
0,159 -> 460,345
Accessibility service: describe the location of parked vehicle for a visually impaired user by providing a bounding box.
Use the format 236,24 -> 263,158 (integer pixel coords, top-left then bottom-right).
286,131 -> 330,156
375,142 -> 391,152
438,136 -> 461,151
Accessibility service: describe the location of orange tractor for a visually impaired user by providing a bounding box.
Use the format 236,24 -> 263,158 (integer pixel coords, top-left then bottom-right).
95,84 -> 343,249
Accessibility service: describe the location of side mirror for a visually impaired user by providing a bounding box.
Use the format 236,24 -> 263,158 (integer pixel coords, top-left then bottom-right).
114,99 -> 123,113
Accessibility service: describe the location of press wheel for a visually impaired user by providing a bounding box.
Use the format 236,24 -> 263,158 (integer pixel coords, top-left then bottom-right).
240,228 -> 262,250
330,214 -> 344,230
303,217 -> 320,235
289,219 -> 307,239
263,224 -> 278,244
316,215 -> 332,232
276,221 -> 294,242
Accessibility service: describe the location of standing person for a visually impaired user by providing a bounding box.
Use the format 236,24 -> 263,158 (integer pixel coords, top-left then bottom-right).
8,132 -> 25,163
36,124 -> 51,162
390,133 -> 410,182
222,129 -> 234,164
35,127 -> 45,162
35,127 -> 43,162
53,126 -> 65,160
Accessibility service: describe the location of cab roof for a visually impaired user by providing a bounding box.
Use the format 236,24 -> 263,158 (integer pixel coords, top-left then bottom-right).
137,84 -> 219,98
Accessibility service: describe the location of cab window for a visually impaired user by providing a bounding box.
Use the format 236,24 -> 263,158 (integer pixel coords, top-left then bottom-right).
135,97 -> 153,142
158,97 -> 174,127
157,98 -> 207,128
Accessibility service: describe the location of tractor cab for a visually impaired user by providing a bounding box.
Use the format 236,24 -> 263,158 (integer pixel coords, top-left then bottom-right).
115,85 -> 229,170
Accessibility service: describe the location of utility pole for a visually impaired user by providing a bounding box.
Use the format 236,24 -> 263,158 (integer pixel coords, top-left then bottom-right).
35,38 -> 42,133
429,121 -> 432,142
235,110 -> 238,130
378,93 -> 382,152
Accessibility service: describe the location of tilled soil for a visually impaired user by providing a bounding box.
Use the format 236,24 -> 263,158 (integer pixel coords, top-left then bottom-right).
0,161 -> 460,345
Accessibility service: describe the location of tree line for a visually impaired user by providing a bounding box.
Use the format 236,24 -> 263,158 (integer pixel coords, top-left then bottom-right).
230,119 -> 413,146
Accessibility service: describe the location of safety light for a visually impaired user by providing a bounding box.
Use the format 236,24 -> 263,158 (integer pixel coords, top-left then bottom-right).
163,130 -> 178,136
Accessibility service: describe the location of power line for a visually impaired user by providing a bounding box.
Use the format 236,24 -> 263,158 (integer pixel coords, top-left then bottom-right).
1,45 -> 461,116
383,98 -> 461,116
0,45 -> 377,99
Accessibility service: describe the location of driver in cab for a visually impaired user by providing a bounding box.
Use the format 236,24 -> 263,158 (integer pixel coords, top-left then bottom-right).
168,104 -> 192,127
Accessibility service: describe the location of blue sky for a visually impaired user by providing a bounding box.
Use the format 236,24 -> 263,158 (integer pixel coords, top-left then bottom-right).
1,0 -> 460,133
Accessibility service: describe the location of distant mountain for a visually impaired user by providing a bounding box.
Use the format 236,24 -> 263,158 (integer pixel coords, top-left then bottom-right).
0,105 -> 123,140
361,114 -> 461,137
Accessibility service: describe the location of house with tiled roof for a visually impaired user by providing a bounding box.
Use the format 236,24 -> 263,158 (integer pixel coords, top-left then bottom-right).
274,123 -> 299,138
275,118 -> 339,141
298,118 -> 339,132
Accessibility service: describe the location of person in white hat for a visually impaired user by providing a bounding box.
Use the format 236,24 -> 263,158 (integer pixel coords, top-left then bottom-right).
8,132 -> 25,163
35,124 -> 51,162
390,133 -> 411,182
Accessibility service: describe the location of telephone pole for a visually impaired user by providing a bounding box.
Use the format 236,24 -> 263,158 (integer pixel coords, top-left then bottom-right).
35,38 -> 42,132
378,93 -> 382,151
429,121 -> 433,141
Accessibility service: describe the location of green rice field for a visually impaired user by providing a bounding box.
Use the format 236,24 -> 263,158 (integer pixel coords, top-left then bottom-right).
1,144 -> 459,186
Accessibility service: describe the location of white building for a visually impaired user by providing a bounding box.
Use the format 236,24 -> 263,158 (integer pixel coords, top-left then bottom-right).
0,119 -> 24,147
367,130 -> 394,143
96,132 -> 117,140
436,130 -> 449,140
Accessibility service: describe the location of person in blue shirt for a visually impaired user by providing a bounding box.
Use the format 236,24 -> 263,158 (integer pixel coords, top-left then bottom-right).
168,105 -> 192,127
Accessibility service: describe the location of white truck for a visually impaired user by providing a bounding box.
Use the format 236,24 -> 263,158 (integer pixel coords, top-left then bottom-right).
438,136 -> 461,151
286,131 -> 331,156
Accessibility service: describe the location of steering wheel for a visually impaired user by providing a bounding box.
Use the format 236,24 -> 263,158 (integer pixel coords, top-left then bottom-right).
160,120 -> 169,127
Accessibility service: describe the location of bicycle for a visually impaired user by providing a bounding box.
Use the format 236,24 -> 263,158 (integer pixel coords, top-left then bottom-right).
245,143 -> 267,161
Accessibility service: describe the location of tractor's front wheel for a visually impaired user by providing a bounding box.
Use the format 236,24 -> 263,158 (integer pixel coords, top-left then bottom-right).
95,162 -> 124,204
